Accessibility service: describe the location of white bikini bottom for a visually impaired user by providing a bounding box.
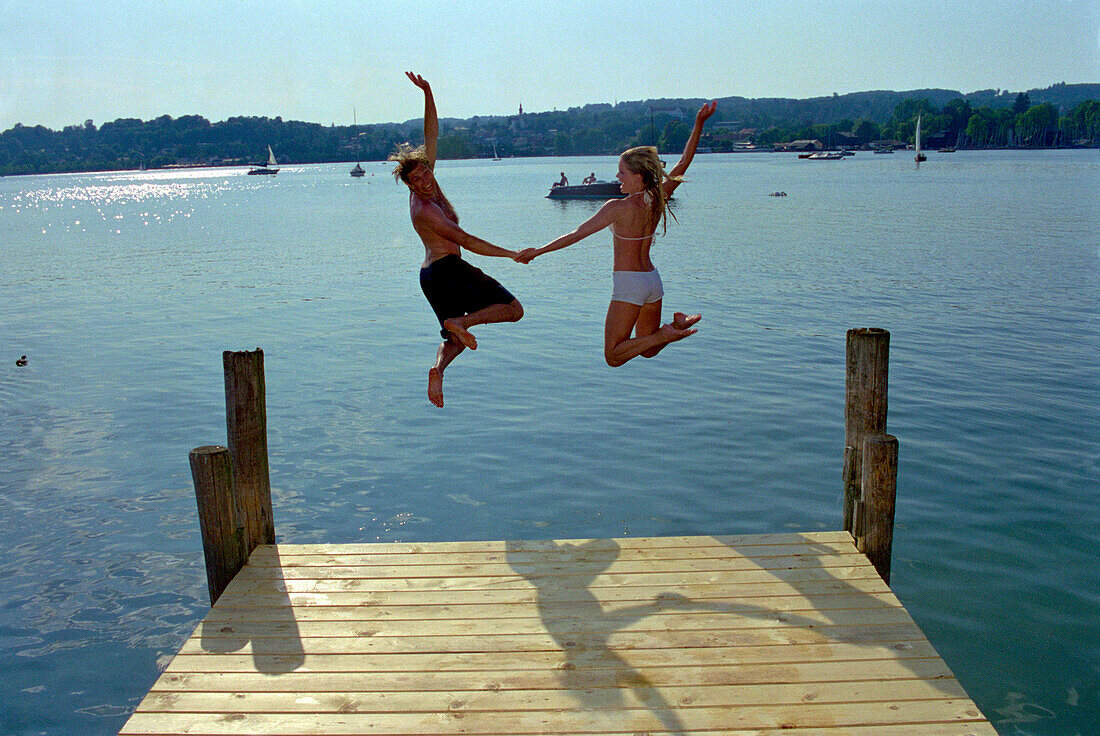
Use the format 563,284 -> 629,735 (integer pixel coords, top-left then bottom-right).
611,269 -> 663,306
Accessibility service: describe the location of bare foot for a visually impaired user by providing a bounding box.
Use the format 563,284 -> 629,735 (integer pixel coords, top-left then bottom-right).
427,367 -> 444,407
659,323 -> 698,344
672,312 -> 702,330
443,319 -> 477,350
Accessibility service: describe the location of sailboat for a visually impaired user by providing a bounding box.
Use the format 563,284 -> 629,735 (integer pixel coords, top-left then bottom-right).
248,145 -> 280,175
491,139 -> 501,161
914,114 -> 926,163
350,108 -> 365,177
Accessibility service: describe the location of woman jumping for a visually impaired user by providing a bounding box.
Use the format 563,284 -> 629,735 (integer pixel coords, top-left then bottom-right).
518,101 -> 716,367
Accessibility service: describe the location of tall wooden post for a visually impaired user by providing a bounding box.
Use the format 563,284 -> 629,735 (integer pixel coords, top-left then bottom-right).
860,433 -> 898,583
223,349 -> 275,558
190,445 -> 245,605
843,328 -> 889,532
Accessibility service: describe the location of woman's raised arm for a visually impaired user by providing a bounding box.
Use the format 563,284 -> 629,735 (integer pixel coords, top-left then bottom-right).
664,101 -> 717,195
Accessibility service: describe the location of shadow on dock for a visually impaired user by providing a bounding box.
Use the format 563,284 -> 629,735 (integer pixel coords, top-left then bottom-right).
198,547 -> 304,674
505,531 -> 961,732
714,532 -> 959,693
505,538 -> 688,734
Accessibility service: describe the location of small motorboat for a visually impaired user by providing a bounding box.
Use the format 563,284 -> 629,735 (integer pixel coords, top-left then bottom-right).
546,181 -> 626,200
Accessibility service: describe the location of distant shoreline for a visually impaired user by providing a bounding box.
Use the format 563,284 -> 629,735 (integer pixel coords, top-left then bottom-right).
3,83 -> 1097,178
4,146 -> 1097,180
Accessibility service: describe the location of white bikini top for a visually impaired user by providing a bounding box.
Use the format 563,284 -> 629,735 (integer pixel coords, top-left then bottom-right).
610,223 -> 655,241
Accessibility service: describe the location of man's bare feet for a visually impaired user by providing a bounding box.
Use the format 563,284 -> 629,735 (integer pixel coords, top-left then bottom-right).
427,367 -> 444,407
443,318 -> 477,350
672,311 -> 702,330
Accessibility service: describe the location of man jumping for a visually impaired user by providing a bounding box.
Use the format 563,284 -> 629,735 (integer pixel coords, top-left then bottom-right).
389,72 -> 525,407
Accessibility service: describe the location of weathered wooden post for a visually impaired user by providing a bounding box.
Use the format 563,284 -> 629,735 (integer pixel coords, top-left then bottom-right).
189,445 -> 246,605
843,328 -> 889,532
223,349 -> 275,557
190,349 -> 275,605
859,433 -> 899,583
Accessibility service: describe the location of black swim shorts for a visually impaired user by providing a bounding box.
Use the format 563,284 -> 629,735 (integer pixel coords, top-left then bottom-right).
419,254 -> 516,340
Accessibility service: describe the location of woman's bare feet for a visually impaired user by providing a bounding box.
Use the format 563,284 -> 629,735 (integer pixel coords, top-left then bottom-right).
443,318 -> 477,350
672,311 -> 702,330
427,367 -> 445,407
658,322 -> 698,343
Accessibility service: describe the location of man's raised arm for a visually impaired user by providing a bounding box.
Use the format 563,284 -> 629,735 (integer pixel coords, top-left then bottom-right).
405,71 -> 438,167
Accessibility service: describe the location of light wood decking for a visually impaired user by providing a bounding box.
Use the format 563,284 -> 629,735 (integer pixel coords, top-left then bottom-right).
120,531 -> 995,735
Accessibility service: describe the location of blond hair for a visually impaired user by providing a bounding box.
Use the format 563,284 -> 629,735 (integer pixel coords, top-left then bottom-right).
388,143 -> 431,184
619,146 -> 681,235
388,143 -> 458,223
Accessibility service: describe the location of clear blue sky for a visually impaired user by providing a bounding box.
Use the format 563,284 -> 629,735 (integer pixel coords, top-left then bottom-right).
2,0 -> 1098,131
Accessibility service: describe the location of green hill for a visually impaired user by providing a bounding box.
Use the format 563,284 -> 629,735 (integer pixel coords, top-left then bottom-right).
3,83 -> 1098,176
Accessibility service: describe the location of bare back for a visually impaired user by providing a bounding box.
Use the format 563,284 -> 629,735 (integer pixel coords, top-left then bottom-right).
608,193 -> 659,272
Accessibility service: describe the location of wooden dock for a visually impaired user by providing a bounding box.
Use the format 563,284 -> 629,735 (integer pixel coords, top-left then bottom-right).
119,531 -> 995,735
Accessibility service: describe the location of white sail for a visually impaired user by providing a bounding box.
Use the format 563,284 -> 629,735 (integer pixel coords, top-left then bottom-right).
910,113 -> 919,161
267,145 -> 277,167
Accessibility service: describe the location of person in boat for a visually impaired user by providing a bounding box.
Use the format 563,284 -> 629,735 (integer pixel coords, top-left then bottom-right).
553,172 -> 569,188
518,101 -> 716,367
583,172 -> 597,185
390,72 -> 525,407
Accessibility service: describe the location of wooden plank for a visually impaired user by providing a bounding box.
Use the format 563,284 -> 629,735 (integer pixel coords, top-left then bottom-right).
212,575 -> 895,610
178,624 -> 929,658
121,699 -> 992,735
219,565 -> 883,597
214,568 -> 890,609
148,656 -> 960,692
245,531 -> 857,558
194,606 -> 918,639
137,677 -> 972,713
201,580 -> 903,618
249,541 -> 863,568
163,639 -> 945,673
199,588 -> 906,624
124,723 -> 997,736
238,553 -> 874,579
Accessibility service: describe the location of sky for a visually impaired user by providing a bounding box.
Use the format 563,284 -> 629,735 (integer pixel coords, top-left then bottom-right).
2,0 -> 1098,131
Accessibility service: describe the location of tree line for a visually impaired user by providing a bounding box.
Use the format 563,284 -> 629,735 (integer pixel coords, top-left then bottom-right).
2,84 -> 1097,176
753,93 -> 1100,149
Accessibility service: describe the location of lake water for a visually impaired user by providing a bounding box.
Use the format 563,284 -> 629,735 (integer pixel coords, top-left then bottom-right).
1,150 -> 1097,735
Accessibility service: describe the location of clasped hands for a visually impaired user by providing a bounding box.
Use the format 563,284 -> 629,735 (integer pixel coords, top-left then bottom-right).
513,248 -> 540,264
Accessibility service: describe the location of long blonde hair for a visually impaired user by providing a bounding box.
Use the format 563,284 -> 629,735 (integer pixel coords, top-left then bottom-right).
619,146 -> 680,235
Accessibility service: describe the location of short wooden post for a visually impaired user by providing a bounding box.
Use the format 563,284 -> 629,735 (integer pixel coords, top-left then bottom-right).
189,445 -> 246,605
860,433 -> 899,583
223,349 -> 275,557
843,328 -> 889,532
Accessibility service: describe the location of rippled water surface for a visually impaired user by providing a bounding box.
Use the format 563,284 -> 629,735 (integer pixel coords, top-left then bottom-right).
1,151 -> 1098,735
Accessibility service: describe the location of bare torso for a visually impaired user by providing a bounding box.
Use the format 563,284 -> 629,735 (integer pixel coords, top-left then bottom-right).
410,192 -> 461,268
